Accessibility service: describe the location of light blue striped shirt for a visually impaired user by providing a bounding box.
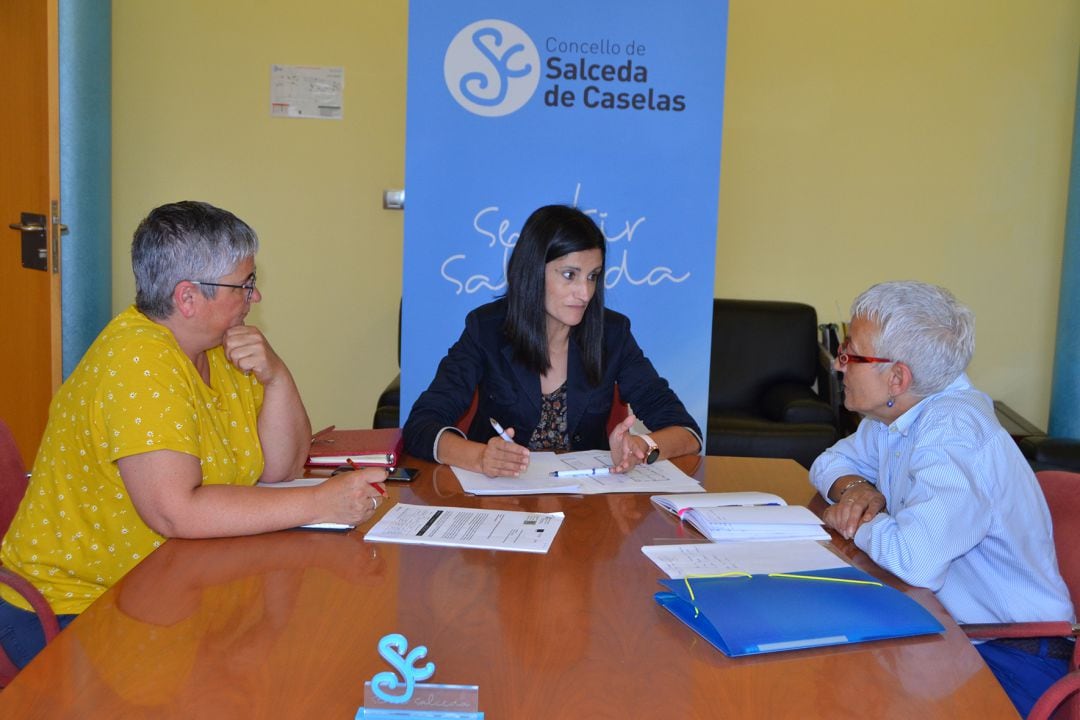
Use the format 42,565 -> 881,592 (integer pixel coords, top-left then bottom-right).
810,373 -> 1074,625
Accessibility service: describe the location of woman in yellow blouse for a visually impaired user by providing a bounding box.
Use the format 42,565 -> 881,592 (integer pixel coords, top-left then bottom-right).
0,201 -> 385,669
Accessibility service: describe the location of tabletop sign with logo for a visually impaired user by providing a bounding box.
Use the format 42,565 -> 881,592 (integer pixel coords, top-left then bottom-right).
401,0 -> 730,432
356,633 -> 483,719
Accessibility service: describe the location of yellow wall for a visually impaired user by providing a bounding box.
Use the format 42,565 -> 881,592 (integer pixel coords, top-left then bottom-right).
113,1 -> 1080,430
113,0 -> 407,431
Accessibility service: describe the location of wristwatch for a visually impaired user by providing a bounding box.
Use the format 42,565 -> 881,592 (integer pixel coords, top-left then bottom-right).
640,434 -> 660,464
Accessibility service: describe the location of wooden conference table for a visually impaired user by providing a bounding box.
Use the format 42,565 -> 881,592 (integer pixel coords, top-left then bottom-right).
0,455 -> 1018,719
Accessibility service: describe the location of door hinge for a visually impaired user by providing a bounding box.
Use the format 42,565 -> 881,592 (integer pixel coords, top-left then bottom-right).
50,199 -> 68,274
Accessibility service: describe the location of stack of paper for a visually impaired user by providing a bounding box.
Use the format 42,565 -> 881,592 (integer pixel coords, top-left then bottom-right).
453,451 -> 703,496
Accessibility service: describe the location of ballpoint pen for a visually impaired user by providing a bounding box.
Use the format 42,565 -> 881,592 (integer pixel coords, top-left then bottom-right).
549,466 -> 614,478
489,417 -> 514,442
347,458 -> 387,495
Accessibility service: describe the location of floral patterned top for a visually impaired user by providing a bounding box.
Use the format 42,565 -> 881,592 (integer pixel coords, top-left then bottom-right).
528,382 -> 570,451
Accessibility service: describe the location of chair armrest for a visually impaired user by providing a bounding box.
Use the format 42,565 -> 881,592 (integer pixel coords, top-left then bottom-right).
0,567 -> 59,641
1020,436 -> 1080,473
1028,669 -> 1080,720
0,644 -> 19,687
372,373 -> 402,429
959,620 -> 1078,640
377,373 -> 401,407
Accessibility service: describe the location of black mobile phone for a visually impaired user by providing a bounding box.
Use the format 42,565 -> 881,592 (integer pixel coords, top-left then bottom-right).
386,467 -> 420,482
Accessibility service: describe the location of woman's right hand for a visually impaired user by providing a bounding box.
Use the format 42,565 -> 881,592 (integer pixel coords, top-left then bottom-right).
480,427 -> 530,478
316,467 -> 388,525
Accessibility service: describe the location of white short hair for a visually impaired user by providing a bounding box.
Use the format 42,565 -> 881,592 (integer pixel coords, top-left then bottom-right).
851,281 -> 975,397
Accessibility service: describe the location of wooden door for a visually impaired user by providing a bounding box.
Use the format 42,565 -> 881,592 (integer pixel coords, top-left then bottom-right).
0,0 -> 62,467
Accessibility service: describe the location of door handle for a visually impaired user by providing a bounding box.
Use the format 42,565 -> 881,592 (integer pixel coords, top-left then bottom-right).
8,222 -> 45,232
7,222 -> 67,234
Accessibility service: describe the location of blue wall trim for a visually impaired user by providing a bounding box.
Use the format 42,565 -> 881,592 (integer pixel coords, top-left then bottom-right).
1049,57 -> 1080,438
59,0 -> 112,378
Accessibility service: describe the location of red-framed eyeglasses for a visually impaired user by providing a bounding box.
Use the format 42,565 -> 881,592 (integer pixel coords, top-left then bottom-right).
837,339 -> 893,368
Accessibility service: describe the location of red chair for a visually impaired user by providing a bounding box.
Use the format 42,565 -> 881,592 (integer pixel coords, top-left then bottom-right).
1029,670 -> 1080,720
961,470 -> 1080,719
0,418 -> 59,687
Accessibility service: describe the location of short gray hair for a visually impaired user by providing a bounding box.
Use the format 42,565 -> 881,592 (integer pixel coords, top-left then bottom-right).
850,281 -> 975,397
132,201 -> 259,319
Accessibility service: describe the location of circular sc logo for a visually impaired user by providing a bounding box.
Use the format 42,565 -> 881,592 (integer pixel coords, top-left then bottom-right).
443,19 -> 540,117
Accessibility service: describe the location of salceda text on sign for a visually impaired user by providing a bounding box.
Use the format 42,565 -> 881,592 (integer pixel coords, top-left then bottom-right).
543,56 -> 686,112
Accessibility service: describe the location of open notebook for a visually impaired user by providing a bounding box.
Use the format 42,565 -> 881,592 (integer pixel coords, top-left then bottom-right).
651,492 -> 827,542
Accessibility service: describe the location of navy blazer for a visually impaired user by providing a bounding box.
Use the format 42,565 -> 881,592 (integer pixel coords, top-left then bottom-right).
403,299 -> 700,461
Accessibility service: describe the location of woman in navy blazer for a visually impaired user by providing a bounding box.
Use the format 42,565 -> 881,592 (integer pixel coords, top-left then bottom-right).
403,205 -> 701,477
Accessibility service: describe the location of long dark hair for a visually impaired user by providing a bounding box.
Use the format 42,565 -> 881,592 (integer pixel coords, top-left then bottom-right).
504,205 -> 606,385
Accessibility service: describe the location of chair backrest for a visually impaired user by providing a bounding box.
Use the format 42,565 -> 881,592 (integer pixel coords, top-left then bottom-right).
0,419 -> 29,539
605,385 -> 629,436
1036,471 -> 1080,614
709,299 -> 820,413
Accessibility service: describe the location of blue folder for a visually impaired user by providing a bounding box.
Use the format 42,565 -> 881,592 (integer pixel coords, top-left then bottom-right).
655,566 -> 944,657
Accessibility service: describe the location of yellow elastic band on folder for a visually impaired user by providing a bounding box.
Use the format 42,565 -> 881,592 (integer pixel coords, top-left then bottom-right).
767,572 -> 883,587
682,572 -> 752,616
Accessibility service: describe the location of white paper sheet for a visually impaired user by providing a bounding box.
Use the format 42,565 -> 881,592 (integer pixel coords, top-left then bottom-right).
364,503 -> 564,553
270,64 -> 344,119
642,540 -> 847,579
452,451 -> 704,496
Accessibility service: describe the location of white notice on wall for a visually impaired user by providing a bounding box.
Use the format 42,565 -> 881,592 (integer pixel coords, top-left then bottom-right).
270,64 -> 344,119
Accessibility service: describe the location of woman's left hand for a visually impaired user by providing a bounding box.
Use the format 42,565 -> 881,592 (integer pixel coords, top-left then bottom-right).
822,484 -> 886,540
608,414 -> 646,473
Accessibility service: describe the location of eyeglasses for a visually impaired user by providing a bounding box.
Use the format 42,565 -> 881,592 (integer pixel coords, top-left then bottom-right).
191,275 -> 257,302
836,338 -> 893,368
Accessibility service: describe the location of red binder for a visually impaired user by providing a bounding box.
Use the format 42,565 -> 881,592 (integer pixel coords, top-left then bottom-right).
306,428 -> 403,467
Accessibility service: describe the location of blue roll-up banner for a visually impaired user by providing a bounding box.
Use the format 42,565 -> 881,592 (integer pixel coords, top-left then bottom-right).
402,0 -> 728,434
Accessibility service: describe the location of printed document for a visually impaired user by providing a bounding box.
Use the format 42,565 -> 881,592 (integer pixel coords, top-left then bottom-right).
642,539 -> 847,579
364,503 -> 564,553
452,451 -> 704,496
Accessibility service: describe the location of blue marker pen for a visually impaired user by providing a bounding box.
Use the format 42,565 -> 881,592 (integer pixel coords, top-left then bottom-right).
489,417 -> 513,442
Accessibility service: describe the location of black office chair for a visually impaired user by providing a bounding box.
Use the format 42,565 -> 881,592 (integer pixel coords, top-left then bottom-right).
1020,436 -> 1080,473
705,299 -> 841,468
372,301 -> 402,429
